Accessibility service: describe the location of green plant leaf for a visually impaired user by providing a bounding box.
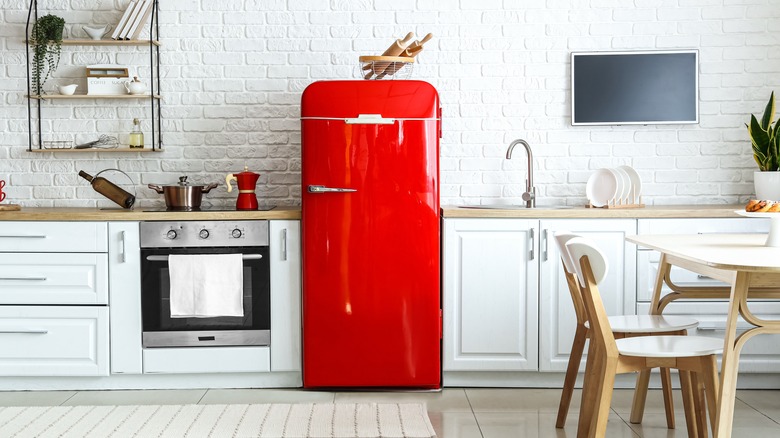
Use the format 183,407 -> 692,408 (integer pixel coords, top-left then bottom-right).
761,91 -> 776,131
749,114 -> 772,170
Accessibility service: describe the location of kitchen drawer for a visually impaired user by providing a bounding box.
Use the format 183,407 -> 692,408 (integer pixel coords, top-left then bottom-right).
637,250 -> 730,302
0,222 -> 108,253
0,306 -> 109,376
143,346 -> 271,374
637,302 -> 780,373
0,253 -> 108,305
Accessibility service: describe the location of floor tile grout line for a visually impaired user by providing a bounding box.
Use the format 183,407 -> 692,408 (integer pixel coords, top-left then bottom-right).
735,394 -> 780,426
60,391 -> 79,406
463,389 -> 485,438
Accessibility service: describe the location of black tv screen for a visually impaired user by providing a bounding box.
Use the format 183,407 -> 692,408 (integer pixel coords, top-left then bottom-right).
571,50 -> 699,125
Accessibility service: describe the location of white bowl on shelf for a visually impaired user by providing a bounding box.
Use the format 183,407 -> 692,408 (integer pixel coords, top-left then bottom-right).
586,168 -> 618,207
57,84 -> 78,95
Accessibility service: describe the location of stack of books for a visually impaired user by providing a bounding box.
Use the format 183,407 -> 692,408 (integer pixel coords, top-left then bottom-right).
111,0 -> 154,40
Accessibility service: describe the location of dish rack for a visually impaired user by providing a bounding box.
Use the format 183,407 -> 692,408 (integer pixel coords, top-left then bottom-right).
359,56 -> 414,80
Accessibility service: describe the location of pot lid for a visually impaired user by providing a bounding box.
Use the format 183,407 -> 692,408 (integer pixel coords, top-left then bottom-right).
154,176 -> 216,188
235,166 -> 259,176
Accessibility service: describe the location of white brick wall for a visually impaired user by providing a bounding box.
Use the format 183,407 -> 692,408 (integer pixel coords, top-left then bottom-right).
1,0 -> 778,208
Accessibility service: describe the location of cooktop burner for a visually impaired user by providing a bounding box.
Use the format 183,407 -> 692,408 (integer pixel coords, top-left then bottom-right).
141,206 -> 276,212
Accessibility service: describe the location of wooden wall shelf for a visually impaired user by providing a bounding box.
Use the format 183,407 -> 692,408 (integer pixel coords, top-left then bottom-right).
29,148 -> 162,153
28,94 -> 162,100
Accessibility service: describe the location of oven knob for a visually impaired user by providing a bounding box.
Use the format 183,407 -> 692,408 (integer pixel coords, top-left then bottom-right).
166,230 -> 177,240
231,228 -> 242,239
199,229 -> 210,239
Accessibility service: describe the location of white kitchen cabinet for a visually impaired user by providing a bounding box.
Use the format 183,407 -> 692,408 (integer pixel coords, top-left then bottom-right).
443,219 -> 539,372
269,220 -> 302,372
0,306 -> 109,376
0,221 -> 110,377
108,222 -> 143,375
538,219 -> 637,372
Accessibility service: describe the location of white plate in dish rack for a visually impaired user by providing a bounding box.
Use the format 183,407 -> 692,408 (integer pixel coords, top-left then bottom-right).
618,165 -> 642,201
611,167 -> 631,203
586,168 -> 618,207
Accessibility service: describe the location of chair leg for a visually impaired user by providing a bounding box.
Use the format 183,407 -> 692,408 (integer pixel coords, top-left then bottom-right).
588,358 -> 618,438
557,325 -> 588,428
680,370 -> 700,438
629,369 -> 651,424
692,372 -> 708,438
661,367 -> 676,429
577,343 -> 603,438
701,355 -> 720,436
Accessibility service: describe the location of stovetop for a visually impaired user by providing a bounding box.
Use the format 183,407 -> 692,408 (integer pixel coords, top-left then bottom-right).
141,206 -> 276,212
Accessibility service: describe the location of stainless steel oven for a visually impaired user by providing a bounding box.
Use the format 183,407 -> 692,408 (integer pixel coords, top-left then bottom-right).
140,220 -> 270,348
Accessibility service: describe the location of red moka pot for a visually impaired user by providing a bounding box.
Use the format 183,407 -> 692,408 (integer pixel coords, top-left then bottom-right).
226,166 -> 260,210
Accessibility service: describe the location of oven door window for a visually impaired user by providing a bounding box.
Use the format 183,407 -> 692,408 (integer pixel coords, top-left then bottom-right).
140,247 -> 270,333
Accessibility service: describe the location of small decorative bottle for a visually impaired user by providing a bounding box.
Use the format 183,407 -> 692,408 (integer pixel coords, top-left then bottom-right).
129,118 -> 144,149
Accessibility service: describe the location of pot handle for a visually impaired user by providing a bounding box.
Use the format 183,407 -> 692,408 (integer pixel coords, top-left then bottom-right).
201,183 -> 219,193
147,183 -> 165,194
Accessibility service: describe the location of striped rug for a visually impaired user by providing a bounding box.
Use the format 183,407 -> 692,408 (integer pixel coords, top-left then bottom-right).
0,403 -> 437,438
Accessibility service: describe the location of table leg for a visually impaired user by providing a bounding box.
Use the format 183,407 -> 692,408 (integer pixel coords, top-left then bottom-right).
714,271 -> 749,438
649,253 -> 670,315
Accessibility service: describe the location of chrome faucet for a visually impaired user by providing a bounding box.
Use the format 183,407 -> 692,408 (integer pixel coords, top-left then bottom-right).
505,139 -> 536,208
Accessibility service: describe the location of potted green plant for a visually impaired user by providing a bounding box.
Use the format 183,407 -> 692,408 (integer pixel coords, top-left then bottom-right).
748,91 -> 780,200
31,14 -> 66,96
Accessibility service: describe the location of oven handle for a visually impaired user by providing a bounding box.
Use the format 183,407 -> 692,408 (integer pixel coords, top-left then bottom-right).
145,254 -> 263,262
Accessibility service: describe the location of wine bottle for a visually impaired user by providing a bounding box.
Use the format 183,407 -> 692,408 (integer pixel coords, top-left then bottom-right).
79,170 -> 135,209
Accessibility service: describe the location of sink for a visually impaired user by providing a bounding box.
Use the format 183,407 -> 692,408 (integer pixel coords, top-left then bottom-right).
458,205 -> 574,210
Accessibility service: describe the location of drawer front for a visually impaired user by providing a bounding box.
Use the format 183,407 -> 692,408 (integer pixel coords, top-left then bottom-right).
143,346 -> 271,374
637,302 -> 780,373
637,250 -> 730,302
0,253 -> 108,305
0,222 -> 107,253
0,306 -> 109,376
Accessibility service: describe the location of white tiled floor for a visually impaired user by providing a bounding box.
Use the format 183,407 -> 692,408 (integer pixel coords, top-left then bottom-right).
1,387 -> 780,437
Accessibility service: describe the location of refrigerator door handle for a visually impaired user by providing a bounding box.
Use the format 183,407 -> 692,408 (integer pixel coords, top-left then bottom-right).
307,185 -> 357,193
344,114 -> 395,125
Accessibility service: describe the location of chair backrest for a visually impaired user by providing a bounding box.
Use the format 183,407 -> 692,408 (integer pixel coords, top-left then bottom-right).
553,232 -> 589,324
567,238 -> 618,356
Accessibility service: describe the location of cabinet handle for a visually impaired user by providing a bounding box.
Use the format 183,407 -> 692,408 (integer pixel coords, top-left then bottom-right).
121,230 -> 127,263
0,329 -> 48,334
281,228 -> 288,261
0,277 -> 47,281
697,274 -> 712,280
0,235 -> 47,239
145,254 -> 262,262
542,229 -> 548,261
529,229 -> 535,261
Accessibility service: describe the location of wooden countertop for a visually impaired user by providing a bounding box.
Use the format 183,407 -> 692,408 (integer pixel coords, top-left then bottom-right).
442,204 -> 747,218
0,206 -> 301,221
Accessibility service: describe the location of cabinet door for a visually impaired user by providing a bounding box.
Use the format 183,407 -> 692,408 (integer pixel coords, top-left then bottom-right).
443,219 -> 539,371
0,306 -> 109,376
270,220 -> 302,373
108,222 -> 143,374
538,219 -> 637,372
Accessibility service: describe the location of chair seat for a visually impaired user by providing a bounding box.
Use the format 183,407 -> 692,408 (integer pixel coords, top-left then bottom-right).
617,335 -> 723,358
608,315 -> 699,333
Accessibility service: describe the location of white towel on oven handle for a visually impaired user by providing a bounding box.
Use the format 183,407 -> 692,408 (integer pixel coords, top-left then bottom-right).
168,253 -> 244,318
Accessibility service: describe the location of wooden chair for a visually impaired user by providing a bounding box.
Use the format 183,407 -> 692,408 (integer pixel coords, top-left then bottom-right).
554,232 -> 701,429
567,237 -> 722,438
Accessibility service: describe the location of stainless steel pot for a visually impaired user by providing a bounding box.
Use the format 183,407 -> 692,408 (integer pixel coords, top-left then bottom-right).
148,176 -> 218,210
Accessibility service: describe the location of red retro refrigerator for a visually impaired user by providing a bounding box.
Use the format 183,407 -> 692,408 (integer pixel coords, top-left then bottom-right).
301,80 -> 441,388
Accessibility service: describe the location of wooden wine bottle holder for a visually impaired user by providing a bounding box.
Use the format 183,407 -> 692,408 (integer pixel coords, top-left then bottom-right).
587,194 -> 645,209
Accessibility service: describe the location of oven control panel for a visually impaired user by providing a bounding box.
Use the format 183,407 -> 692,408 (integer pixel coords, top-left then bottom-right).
140,220 -> 269,248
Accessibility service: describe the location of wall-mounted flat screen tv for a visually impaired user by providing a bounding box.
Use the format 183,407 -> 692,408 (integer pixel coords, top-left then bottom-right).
571,50 -> 699,126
